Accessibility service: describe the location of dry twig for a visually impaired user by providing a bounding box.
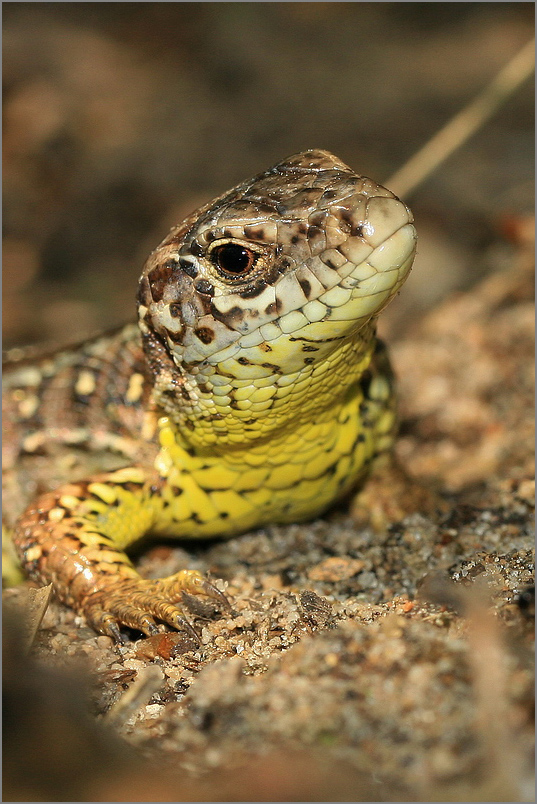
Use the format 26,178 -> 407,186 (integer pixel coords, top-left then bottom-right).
387,38 -> 535,199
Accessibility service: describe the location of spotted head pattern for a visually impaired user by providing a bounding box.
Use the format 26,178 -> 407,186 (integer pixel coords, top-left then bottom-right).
137,149 -> 416,448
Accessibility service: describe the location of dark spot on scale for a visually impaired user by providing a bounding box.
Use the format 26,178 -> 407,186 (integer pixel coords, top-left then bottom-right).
244,225 -> 266,241
309,211 -> 325,227
291,235 -> 300,244
189,240 -> 204,258
307,225 -> 322,241
302,344 -> 318,352
194,279 -> 215,296
359,370 -> 373,398
304,357 -> 315,365
220,511 -> 230,519
179,258 -> 198,278
181,387 -> 191,401
257,202 -> 278,216
261,362 -> 280,371
298,278 -> 311,298
237,356 -> 250,365
148,262 -> 175,302
194,327 -> 215,344
265,302 -> 277,316
184,420 -> 195,430
209,307 -> 236,331
169,303 -> 181,318
263,264 -> 280,285
197,294 -> 214,316
297,222 -> 308,234
240,281 -> 267,299
322,189 -> 337,199
137,276 -> 150,307
222,306 -> 244,323
166,327 -> 185,344
323,258 -> 339,270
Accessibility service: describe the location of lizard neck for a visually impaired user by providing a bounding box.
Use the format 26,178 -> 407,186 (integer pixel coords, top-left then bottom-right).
150,320 -> 378,453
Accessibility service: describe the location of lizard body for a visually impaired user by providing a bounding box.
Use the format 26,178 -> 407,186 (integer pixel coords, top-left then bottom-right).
3,150 -> 416,639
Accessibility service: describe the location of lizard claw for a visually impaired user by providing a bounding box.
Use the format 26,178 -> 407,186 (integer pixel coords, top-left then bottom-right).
184,573 -> 231,611
199,580 -> 231,611
80,570 -> 226,640
159,569 -> 231,611
102,619 -> 127,644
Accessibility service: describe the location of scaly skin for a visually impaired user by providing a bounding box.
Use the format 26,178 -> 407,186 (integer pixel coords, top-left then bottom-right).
3,150 -> 416,640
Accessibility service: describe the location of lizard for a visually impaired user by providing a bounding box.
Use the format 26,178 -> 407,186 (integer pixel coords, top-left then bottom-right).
3,149 -> 417,642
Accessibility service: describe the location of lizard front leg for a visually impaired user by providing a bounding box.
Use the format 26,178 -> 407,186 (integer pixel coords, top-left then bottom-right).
12,467 -> 227,641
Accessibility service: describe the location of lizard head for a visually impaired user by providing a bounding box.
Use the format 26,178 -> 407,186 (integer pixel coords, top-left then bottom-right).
137,150 -> 416,444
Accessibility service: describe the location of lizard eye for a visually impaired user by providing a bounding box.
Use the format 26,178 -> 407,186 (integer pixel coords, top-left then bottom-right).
210,243 -> 256,277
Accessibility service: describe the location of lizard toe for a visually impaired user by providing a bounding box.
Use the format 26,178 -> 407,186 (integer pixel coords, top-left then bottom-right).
160,569 -> 230,610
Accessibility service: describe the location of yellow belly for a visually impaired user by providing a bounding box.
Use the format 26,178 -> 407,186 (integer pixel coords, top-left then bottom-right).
153,347 -> 396,539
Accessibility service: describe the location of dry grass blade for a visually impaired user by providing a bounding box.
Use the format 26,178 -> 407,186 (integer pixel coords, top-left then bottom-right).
104,665 -> 164,728
387,38 -> 535,199
3,584 -> 53,652
465,592 -> 535,802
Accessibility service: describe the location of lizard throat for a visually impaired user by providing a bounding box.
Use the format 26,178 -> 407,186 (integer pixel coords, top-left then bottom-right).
148,320 -> 378,452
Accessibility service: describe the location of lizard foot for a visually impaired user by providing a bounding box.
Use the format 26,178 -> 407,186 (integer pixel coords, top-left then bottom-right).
81,570 -> 229,641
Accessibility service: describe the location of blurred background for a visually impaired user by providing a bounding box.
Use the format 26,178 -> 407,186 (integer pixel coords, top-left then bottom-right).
3,2 -> 534,348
